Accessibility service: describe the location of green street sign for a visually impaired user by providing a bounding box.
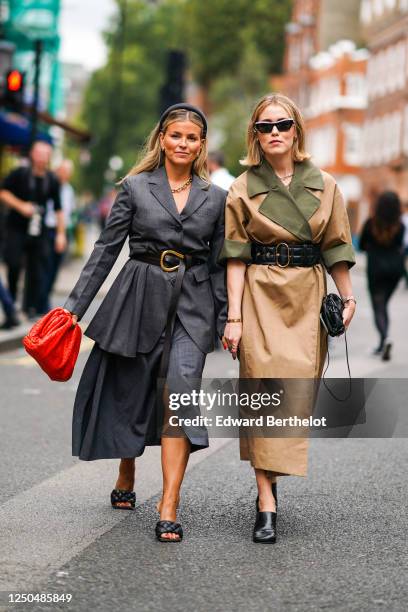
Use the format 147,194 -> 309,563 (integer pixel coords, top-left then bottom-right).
6,0 -> 60,41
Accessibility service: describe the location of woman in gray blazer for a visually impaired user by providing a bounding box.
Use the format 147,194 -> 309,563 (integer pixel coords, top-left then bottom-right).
64,103 -> 227,542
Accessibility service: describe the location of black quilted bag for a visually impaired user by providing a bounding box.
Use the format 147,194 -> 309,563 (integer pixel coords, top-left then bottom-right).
320,293 -> 352,401
320,293 -> 345,337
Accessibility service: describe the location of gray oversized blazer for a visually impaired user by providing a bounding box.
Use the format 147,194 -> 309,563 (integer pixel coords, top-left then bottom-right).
63,165 -> 227,357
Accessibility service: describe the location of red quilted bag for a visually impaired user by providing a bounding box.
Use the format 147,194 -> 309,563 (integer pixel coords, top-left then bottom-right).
23,307 -> 82,381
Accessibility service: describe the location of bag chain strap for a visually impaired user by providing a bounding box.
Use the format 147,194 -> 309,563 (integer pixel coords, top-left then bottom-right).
322,330 -> 352,402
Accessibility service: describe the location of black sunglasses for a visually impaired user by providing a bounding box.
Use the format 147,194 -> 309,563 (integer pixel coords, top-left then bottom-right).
254,119 -> 295,134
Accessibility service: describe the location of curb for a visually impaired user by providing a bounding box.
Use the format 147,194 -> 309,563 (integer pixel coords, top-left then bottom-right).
0,325 -> 30,354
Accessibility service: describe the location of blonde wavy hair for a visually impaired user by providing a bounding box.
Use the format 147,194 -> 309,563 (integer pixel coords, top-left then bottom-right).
122,109 -> 209,181
240,93 -> 310,167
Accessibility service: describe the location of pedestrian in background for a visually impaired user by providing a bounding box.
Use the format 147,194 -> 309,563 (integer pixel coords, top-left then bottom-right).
0,275 -> 20,330
40,159 -> 76,312
359,191 -> 405,360
97,187 -> 116,230
220,93 -> 356,543
208,151 -> 235,190
0,141 -> 66,318
64,104 -> 226,542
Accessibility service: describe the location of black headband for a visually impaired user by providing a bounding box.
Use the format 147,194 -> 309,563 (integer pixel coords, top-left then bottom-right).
158,103 -> 207,137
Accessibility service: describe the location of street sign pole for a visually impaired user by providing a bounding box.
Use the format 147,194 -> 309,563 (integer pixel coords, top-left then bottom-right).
30,38 -> 42,147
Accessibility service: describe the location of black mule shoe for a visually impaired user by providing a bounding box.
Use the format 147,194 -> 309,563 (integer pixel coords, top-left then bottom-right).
110,489 -> 136,510
256,481 -> 278,511
253,511 -> 277,544
155,520 -> 183,542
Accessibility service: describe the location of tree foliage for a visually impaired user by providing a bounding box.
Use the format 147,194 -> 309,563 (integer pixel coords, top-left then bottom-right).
75,0 -> 292,195
185,0 -> 291,85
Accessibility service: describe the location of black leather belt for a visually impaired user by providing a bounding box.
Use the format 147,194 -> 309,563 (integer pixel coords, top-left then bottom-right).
251,242 -> 321,267
133,250 -> 203,273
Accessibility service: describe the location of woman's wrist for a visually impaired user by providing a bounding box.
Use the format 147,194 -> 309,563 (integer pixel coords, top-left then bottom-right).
341,295 -> 356,305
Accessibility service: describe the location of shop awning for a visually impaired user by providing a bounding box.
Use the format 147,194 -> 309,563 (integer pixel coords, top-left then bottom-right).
0,111 -> 52,146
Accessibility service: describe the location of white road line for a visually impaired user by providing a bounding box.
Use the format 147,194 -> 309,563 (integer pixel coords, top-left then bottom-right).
0,438 -> 232,592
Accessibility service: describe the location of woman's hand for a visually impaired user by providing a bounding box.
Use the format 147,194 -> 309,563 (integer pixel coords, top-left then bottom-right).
223,321 -> 242,360
64,309 -> 78,326
343,301 -> 356,329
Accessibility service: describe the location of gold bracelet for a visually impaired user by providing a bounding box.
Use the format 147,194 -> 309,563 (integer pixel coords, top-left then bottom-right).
227,318 -> 242,323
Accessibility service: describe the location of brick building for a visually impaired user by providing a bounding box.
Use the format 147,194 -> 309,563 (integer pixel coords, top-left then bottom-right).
281,0 -> 361,108
360,0 -> 408,209
276,0 -> 366,234
305,42 -> 368,233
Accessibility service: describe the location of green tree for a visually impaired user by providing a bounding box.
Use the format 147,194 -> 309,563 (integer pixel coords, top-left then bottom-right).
185,0 -> 291,87
209,43 -> 270,177
76,0 -> 183,195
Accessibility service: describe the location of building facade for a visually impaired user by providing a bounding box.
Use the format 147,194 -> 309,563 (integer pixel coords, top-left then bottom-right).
360,0 -> 408,208
276,0 -> 366,234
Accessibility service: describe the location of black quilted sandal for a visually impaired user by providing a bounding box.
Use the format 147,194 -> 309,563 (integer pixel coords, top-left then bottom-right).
110,489 -> 136,510
155,520 -> 183,542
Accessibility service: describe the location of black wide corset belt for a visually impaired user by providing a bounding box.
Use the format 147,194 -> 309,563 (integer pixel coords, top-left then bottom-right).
251,241 -> 321,267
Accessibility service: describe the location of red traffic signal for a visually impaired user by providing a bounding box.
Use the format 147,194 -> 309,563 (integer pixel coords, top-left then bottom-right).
2,69 -> 25,112
7,70 -> 24,92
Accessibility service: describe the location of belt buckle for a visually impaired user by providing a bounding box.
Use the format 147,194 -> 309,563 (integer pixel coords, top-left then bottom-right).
276,242 -> 290,268
160,249 -> 184,272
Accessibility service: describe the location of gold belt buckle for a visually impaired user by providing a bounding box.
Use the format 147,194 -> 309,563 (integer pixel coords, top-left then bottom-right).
276,242 -> 291,268
160,249 -> 185,272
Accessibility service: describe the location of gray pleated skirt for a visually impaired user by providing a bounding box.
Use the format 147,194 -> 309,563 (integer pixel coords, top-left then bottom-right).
72,317 -> 208,461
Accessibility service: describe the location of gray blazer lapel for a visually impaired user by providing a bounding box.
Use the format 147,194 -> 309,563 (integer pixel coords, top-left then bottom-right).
148,165 -> 182,224
180,174 -> 210,220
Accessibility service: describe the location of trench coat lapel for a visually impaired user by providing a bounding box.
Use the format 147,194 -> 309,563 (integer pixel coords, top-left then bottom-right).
247,159 -> 324,241
179,173 -> 209,220
148,165 -> 182,225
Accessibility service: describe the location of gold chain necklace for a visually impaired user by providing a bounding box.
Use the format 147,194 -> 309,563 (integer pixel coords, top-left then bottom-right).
170,176 -> 193,193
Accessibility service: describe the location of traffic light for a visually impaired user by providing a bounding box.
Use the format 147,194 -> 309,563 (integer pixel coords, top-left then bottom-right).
159,51 -> 185,114
3,70 -> 25,112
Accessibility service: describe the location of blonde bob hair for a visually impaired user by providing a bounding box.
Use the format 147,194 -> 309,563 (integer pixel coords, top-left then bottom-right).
240,93 -> 310,167
122,109 -> 209,182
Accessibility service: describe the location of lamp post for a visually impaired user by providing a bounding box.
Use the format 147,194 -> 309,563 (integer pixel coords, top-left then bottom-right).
30,38 -> 43,146
109,0 -> 127,155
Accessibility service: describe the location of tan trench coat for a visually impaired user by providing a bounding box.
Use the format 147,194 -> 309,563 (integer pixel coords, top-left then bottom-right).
219,159 -> 355,477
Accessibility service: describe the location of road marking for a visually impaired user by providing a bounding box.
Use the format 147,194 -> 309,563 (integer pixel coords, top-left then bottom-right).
0,438 -> 233,592
0,336 -> 94,367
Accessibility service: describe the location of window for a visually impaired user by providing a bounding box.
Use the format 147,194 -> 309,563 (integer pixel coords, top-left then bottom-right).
307,126 -> 337,167
403,105 -> 408,155
373,0 -> 384,18
345,73 -> 366,100
343,124 -> 363,166
360,0 -> 372,24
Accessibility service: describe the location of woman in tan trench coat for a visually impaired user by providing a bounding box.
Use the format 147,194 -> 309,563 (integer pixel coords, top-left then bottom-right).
220,94 -> 356,543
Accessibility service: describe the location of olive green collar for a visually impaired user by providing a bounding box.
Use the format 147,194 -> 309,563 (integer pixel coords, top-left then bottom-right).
247,159 -> 324,241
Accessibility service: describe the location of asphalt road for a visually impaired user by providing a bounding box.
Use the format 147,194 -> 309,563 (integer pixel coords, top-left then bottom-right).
0,240 -> 407,611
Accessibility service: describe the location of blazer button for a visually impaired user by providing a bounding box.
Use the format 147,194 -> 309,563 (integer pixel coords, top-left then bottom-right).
174,225 -> 182,232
